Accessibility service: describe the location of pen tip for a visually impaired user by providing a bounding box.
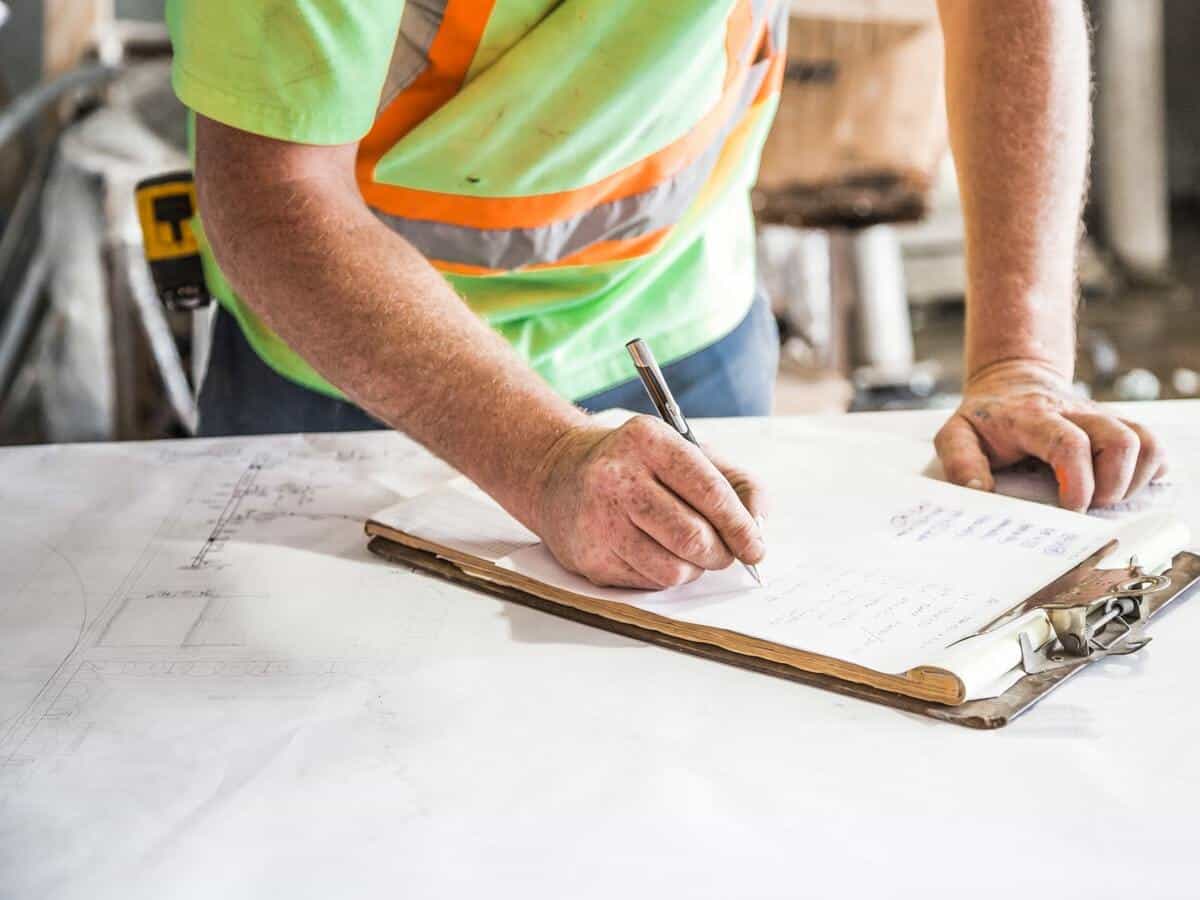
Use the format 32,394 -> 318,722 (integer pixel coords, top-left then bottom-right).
746,563 -> 764,587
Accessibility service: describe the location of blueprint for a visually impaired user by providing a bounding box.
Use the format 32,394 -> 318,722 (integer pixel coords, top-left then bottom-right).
3,406 -> 1200,899
1,434 -> 457,817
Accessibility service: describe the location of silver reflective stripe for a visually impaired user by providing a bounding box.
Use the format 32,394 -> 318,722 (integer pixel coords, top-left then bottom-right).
766,0 -> 787,58
375,0 -> 448,114
373,54 -> 774,271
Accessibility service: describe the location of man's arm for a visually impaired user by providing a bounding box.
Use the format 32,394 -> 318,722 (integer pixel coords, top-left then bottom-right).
933,0 -> 1166,510
194,117 -> 765,588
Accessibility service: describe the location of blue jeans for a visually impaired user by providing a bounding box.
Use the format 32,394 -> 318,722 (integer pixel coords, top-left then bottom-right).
198,292 -> 777,436
578,290 -> 778,418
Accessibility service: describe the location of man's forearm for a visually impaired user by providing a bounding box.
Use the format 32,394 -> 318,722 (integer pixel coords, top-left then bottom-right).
938,0 -> 1091,380
932,4 -> 1165,511
195,119 -> 587,530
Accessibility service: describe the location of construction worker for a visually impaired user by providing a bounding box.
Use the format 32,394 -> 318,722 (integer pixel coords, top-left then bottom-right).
167,1 -> 1165,589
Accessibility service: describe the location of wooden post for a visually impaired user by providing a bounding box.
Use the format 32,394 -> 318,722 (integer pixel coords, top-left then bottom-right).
44,0 -> 113,77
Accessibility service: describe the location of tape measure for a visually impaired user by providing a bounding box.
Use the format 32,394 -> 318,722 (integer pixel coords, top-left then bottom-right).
134,171 -> 211,310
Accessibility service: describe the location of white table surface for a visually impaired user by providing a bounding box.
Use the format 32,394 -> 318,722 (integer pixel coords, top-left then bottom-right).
2,402 -> 1199,899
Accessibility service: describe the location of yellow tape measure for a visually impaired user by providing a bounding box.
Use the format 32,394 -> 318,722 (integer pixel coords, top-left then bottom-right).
134,171 -> 210,310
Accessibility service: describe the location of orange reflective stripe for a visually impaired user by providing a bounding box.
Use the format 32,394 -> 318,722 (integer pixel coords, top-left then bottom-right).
356,0 -> 496,186
424,75 -> 782,278
725,0 -> 755,71
371,53 -> 779,271
359,0 -> 761,230
754,48 -> 784,104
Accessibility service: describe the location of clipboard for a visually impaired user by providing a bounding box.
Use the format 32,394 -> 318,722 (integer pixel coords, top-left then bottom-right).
367,533 -> 1200,729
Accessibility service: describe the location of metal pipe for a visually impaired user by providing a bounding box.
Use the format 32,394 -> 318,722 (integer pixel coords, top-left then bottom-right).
0,63 -> 118,151
852,224 -> 915,379
0,242 -> 49,399
121,241 -> 198,434
0,142 -> 52,284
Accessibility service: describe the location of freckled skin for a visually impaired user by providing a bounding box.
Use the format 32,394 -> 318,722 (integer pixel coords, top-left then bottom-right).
534,417 -> 765,589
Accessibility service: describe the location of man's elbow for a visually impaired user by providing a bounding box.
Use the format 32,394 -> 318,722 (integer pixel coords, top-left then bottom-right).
193,117 -> 266,273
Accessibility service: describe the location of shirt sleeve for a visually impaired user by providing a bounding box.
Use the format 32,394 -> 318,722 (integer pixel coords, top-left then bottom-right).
166,0 -> 405,145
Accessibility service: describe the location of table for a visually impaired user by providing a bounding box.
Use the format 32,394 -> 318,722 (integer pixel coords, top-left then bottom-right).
2,403 -> 1198,899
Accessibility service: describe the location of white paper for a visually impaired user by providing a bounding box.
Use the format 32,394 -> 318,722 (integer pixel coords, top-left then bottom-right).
371,478 -> 538,563
495,449 -> 1115,673
923,609 -> 1054,700
992,458 -> 1184,519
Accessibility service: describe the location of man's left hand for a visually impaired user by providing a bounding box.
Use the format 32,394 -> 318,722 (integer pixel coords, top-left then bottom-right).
934,359 -> 1168,511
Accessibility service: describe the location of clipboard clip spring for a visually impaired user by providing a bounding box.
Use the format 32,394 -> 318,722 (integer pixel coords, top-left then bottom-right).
1019,557 -> 1171,675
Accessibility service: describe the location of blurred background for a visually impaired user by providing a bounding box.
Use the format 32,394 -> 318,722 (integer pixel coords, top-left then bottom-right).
0,0 -> 1196,446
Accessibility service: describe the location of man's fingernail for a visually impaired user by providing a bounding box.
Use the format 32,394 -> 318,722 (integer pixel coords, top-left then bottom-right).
966,478 -> 985,491
755,514 -> 767,538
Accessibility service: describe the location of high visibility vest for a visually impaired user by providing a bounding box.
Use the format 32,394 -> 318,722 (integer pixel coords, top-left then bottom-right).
170,0 -> 786,400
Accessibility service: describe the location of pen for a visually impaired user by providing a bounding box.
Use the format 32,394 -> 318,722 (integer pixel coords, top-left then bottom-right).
625,338 -> 764,587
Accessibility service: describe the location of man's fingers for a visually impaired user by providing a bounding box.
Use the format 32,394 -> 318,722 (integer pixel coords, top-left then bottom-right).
627,481 -> 734,570
615,527 -> 704,589
1013,412 -> 1095,511
933,415 -> 993,490
1063,412 -> 1139,507
587,551 -> 661,590
1121,418 -> 1169,499
644,432 -> 764,565
705,447 -> 770,523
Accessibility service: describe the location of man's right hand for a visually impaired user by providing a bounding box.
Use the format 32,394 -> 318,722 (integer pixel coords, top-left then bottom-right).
196,120 -> 766,569
531,416 -> 767,590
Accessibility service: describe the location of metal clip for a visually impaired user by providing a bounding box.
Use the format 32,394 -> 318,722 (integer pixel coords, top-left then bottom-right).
1018,557 -> 1169,675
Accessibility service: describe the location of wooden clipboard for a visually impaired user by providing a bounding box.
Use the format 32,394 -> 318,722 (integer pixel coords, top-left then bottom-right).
367,535 -> 1200,729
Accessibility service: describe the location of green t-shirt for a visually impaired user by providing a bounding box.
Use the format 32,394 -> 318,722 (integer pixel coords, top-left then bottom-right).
167,0 -> 783,400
